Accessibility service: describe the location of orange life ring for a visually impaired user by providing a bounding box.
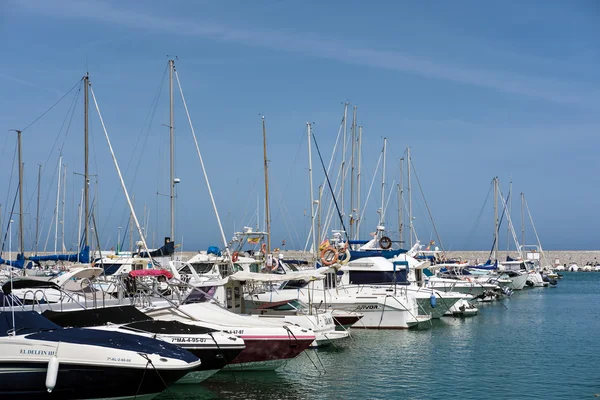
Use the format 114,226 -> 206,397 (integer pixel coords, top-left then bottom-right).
320,246 -> 339,266
260,243 -> 267,254
232,252 -> 239,263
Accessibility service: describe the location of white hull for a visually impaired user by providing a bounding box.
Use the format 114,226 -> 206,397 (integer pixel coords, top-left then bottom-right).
250,289 -> 427,329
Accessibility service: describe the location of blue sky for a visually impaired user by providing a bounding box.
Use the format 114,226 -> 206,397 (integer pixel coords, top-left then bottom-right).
0,0 -> 598,253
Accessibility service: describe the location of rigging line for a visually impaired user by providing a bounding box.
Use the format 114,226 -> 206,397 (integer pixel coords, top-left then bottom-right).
358,151 -> 382,226
0,132 -> 10,174
464,182 -> 492,249
488,185 -> 511,261
42,157 -> 62,253
37,85 -> 82,245
382,179 -> 396,225
174,68 -> 232,264
20,78 -> 83,133
1,140 -> 18,251
116,63 -> 169,229
498,187 -> 520,253
271,127 -> 306,226
410,158 -> 444,251
0,184 -> 20,257
524,197 -> 546,264
282,200 -> 303,249
311,128 -> 349,242
25,84 -> 80,220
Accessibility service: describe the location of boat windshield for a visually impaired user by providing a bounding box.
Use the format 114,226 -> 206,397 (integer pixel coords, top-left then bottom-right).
183,286 -> 216,304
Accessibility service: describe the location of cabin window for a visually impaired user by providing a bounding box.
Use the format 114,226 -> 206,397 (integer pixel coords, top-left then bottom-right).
179,265 -> 192,275
280,280 -> 308,290
189,263 -> 213,274
249,263 -> 261,273
102,263 -> 122,276
183,286 -> 215,304
233,264 -> 244,273
324,272 -> 337,289
226,287 -> 233,309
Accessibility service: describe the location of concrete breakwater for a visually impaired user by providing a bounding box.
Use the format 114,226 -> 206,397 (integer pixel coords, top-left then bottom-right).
174,250 -> 600,267
20,250 -> 600,267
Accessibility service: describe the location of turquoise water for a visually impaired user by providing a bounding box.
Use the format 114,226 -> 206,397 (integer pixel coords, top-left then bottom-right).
158,273 -> 600,399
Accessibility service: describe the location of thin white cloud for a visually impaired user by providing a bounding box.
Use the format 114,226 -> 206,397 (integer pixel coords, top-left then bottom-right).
11,0 -> 600,106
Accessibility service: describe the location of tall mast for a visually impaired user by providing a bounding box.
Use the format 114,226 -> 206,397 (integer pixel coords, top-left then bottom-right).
77,189 -> 83,260
169,59 -> 175,241
493,177 -> 499,261
349,105 -> 357,238
521,192 -> 525,252
398,157 -> 404,245
506,179 -> 512,256
54,157 -> 62,254
84,74 -> 90,250
380,137 -> 387,226
307,122 -> 316,256
61,163 -> 67,252
35,164 -> 41,255
340,103 -> 348,230
355,125 -> 362,240
317,185 -> 323,244
17,130 -> 24,254
407,148 -> 413,248
262,116 -> 271,253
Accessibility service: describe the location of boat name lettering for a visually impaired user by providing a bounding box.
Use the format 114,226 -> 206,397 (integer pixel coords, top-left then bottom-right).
107,357 -> 132,363
356,305 -> 381,310
171,337 -> 207,343
19,349 -> 55,356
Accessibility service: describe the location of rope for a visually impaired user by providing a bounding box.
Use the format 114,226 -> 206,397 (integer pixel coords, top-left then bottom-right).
465,182 -> 493,249
410,158 -> 445,252
20,79 -> 82,133
137,353 -> 174,399
207,331 -> 237,383
311,130 -> 348,241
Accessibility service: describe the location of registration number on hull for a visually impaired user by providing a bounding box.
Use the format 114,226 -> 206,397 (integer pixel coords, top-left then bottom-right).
171,337 -> 207,343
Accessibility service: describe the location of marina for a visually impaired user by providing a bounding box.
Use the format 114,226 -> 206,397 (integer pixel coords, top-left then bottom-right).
2,2 -> 598,399
156,272 -> 600,400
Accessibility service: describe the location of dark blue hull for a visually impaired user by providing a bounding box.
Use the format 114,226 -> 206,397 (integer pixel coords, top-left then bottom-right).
349,249 -> 405,260
0,361 -> 189,399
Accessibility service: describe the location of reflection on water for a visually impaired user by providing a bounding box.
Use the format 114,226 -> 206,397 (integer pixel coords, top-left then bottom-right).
158,273 -> 600,399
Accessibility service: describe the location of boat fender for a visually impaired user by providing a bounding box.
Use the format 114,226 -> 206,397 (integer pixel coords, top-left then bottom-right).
430,293 -> 437,308
338,249 -> 351,265
526,280 -> 534,287
46,356 -> 59,393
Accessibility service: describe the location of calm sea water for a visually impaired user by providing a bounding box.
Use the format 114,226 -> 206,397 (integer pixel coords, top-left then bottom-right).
157,273 -> 600,400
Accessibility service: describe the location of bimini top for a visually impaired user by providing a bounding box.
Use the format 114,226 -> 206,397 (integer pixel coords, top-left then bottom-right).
128,269 -> 173,279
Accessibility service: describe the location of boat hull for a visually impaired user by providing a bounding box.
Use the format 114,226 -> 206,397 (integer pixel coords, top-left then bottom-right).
0,362 -> 188,400
229,335 -> 313,366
